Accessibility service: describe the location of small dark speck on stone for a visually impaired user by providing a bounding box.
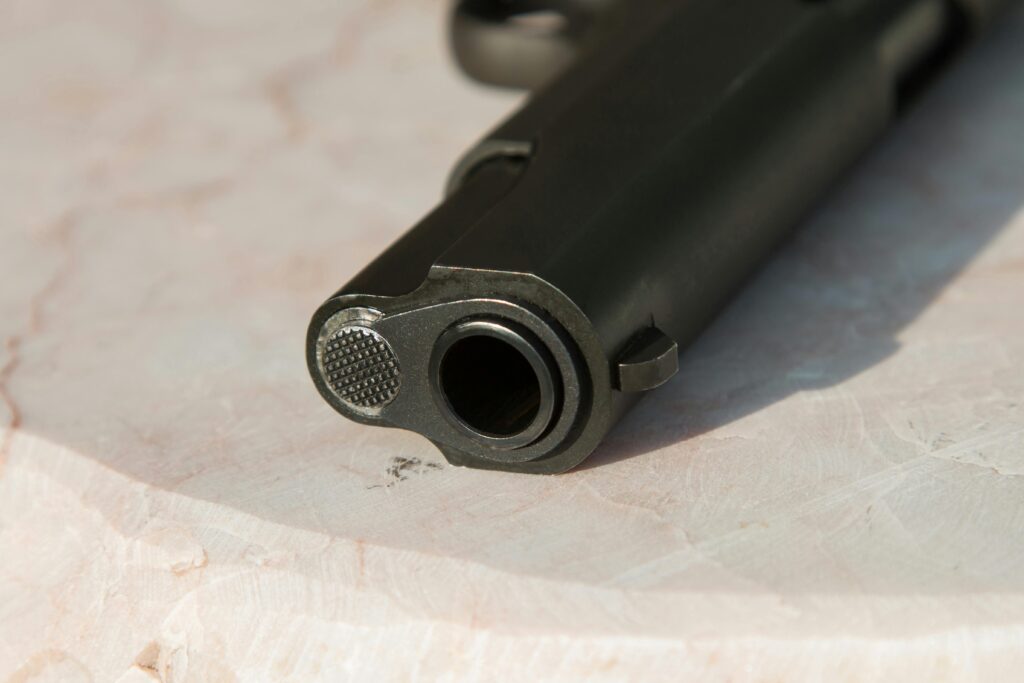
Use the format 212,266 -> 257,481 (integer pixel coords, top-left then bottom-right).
368,456 -> 444,489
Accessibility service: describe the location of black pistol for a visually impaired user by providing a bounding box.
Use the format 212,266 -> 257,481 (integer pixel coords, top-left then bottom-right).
307,0 -> 1011,473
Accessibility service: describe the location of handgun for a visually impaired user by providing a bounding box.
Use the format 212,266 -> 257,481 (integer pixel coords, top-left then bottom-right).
307,0 -> 1012,473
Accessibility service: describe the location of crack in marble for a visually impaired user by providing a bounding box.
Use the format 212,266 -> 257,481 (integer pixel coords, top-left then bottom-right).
0,212 -> 77,469
0,339 -> 23,469
920,426 -> 1024,477
261,0 -> 395,143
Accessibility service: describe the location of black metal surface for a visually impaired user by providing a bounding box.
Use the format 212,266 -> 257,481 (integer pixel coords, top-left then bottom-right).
307,0 -> 1013,473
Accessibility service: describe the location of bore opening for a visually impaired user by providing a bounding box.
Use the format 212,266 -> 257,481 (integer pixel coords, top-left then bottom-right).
440,334 -> 542,438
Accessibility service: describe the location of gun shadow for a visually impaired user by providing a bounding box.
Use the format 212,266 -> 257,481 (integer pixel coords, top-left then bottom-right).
585,15 -> 1024,469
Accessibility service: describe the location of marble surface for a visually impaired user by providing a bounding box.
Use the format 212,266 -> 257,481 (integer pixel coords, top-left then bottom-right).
2,0 -> 1024,680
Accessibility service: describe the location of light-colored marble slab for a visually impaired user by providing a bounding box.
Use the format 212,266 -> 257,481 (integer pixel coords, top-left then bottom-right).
1,0 -> 1023,680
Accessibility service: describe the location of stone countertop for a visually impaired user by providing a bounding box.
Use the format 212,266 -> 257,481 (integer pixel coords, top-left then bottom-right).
1,1 -> 1023,681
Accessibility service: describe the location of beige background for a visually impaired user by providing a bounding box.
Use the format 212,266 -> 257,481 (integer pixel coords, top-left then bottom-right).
1,1 -> 1023,681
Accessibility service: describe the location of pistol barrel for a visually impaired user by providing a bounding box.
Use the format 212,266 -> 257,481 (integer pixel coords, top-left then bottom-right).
308,0 -> 1009,472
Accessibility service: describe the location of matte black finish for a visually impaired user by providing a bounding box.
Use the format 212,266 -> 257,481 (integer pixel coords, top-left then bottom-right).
308,0 -> 1013,473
